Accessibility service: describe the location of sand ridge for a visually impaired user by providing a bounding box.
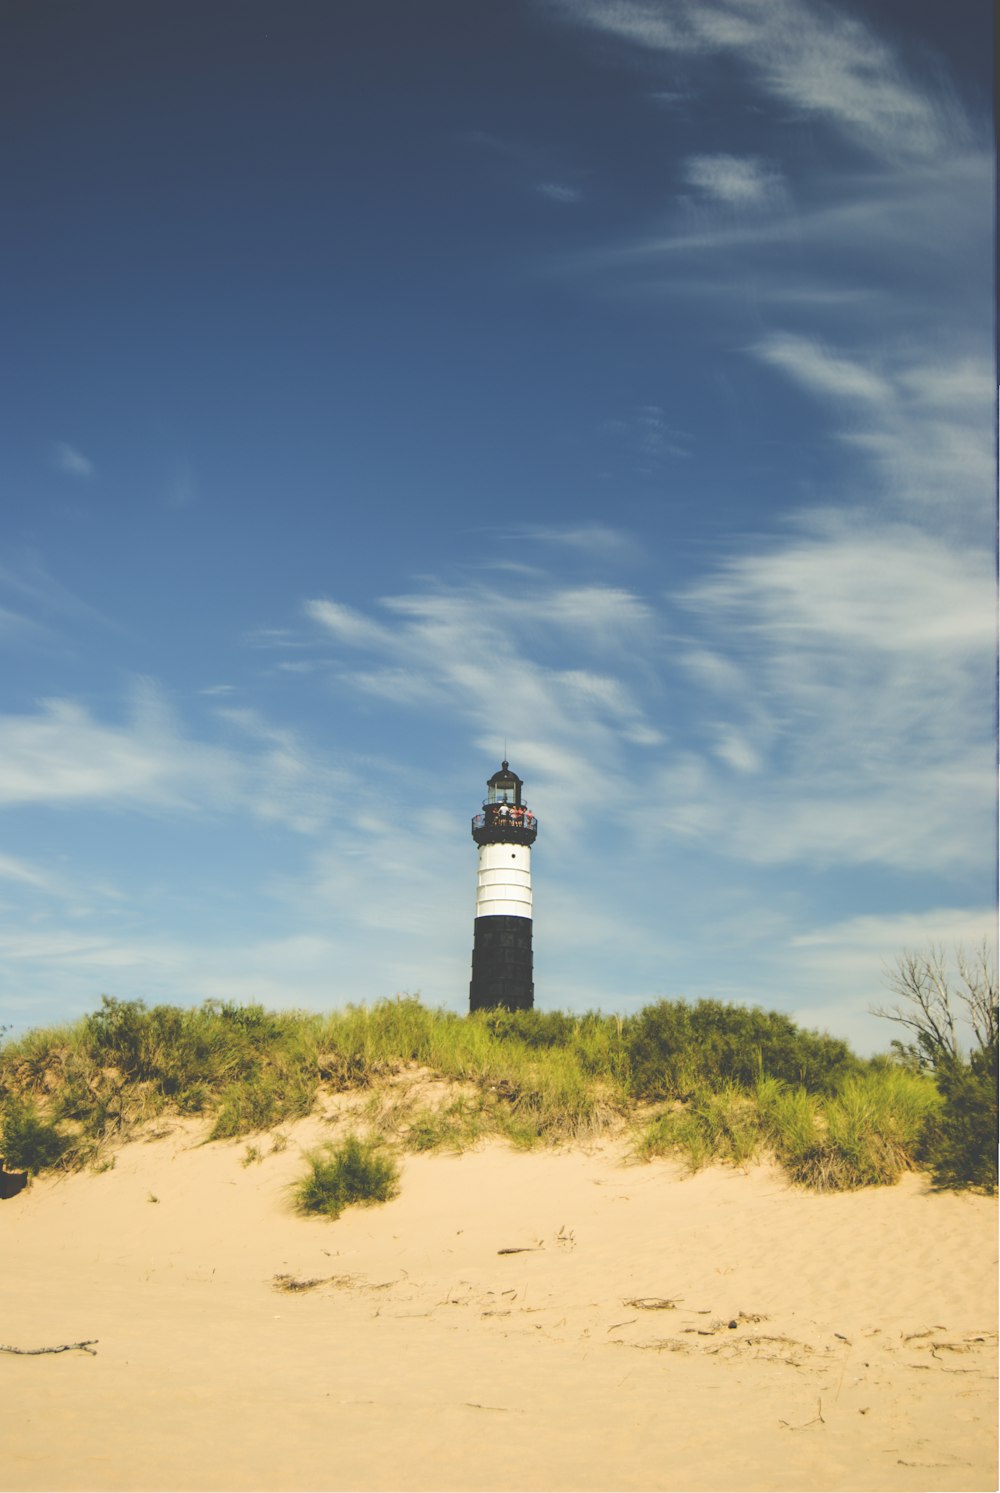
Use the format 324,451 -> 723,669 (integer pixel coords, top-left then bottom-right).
0,1119 -> 995,1492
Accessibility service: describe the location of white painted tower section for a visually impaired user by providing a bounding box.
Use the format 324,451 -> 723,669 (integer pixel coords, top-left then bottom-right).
475,842 -> 532,920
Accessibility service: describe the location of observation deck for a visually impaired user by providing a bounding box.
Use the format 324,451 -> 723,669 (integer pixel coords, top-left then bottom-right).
471,803 -> 538,847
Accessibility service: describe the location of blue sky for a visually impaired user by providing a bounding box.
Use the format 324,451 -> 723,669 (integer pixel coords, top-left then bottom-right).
1,0 -> 994,1051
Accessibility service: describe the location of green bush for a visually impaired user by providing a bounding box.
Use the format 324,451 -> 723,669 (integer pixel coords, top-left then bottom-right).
637,1068 -> 938,1190
638,1084 -> 762,1171
874,948 -> 998,1192
927,1045 -> 998,1191
294,1134 -> 400,1218
624,999 -> 860,1100
475,1008 -> 579,1049
1,1097 -> 69,1172
762,1068 -> 938,1190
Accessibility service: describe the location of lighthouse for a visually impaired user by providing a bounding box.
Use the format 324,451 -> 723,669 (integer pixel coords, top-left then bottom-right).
469,761 -> 537,1012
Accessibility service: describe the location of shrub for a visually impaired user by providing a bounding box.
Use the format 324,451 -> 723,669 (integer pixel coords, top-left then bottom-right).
762,1068 -> 938,1190
926,1045 -> 998,1192
874,946 -> 998,1191
637,1084 -> 762,1171
1,1097 -> 69,1172
294,1134 -> 400,1219
208,1071 -> 313,1140
624,999 -> 859,1100
83,996 -> 150,1077
636,1068 -> 938,1190
475,1008 -> 579,1049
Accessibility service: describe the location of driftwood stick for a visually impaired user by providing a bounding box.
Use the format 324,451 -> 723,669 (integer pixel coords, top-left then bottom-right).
0,1340 -> 98,1357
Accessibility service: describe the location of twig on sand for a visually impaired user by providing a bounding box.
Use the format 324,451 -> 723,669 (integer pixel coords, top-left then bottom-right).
1,1340 -> 98,1357
779,1398 -> 825,1431
625,1297 -> 680,1310
497,1247 -> 540,1255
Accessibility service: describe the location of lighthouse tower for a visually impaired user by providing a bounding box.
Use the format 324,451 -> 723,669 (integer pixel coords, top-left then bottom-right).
469,761 -> 537,1012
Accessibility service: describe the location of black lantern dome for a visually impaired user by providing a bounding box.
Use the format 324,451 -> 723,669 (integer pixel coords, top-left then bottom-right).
471,760 -> 538,847
486,760 -> 522,806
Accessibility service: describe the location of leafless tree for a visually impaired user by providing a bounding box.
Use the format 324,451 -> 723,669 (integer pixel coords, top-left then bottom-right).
872,943 -> 999,1068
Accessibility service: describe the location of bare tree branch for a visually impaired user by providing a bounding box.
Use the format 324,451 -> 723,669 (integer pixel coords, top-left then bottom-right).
0,1340 -> 98,1356
873,945 -> 999,1067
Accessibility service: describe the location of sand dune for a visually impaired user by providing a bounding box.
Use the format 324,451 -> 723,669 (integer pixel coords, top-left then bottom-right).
1,1116 -> 995,1492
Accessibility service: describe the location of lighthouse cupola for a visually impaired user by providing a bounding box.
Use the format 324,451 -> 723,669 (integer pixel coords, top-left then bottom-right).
469,760 -> 537,1012
472,760 -> 538,849
487,761 -> 521,805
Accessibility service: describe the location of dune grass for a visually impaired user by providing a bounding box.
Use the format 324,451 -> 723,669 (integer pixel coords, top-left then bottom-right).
294,1133 -> 399,1219
0,992 -> 964,1191
637,1066 -> 941,1189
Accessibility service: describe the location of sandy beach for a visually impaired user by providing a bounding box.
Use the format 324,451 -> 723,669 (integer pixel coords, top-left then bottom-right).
1,1116 -> 995,1493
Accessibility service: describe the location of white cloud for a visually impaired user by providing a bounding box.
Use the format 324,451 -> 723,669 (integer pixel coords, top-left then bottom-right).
748,337 -> 993,526
752,332 -> 892,404
0,680 -> 347,837
792,906 -> 998,957
666,517 -> 995,870
305,598 -> 394,650
528,523 -> 644,560
711,729 -> 761,775
51,441 -> 95,478
684,153 -> 785,206
299,524 -> 994,878
0,684 -> 234,812
536,180 -> 582,203
0,549 -> 112,637
302,577 -> 667,850
554,0 -> 973,161
0,853 -> 54,891
682,517 -> 994,655
214,705 -> 349,834
579,151 -> 991,308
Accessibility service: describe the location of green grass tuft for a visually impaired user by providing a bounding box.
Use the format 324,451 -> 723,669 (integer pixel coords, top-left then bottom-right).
294,1134 -> 400,1219
637,1067 -> 939,1189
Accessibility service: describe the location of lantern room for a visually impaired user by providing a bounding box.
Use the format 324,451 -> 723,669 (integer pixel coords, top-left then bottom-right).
486,761 -> 523,807
472,760 -> 537,847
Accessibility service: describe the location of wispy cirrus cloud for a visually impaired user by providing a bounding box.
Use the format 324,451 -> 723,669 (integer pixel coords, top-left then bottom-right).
0,852 -> 56,891
0,685 -> 239,812
550,0 -> 974,160
304,599 -> 395,651
524,522 -> 645,562
752,332 -> 891,403
0,549 -> 112,651
664,515 -> 995,869
51,441 -> 95,478
535,180 -> 583,204
749,334 -> 993,525
300,506 -> 992,878
0,679 -> 347,835
684,153 -> 786,206
464,129 -> 586,206
545,3 -> 991,546
306,578 -> 663,838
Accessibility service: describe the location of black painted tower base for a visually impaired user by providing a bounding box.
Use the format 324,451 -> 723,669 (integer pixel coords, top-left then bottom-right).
469,915 -> 534,1012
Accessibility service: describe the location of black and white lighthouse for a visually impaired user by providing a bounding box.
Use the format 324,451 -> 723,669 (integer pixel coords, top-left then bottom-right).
469,761 -> 537,1012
